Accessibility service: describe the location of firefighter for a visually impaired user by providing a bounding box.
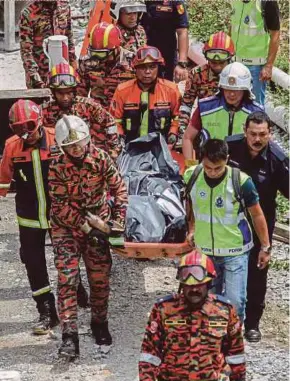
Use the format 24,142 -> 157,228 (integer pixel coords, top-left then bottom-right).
139,249 -> 246,381
110,0 -> 147,54
42,63 -> 121,160
182,62 -> 264,162
78,22 -> 135,110
109,46 -> 180,145
49,115 -> 128,358
19,0 -> 77,89
0,100 -> 59,335
179,31 -> 235,140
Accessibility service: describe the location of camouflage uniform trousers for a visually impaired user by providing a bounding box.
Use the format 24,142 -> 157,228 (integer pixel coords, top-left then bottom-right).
52,225 -> 112,333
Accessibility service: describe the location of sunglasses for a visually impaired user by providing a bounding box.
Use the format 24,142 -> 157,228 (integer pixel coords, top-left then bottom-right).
177,265 -> 208,283
50,74 -> 77,88
205,50 -> 230,62
11,120 -> 38,138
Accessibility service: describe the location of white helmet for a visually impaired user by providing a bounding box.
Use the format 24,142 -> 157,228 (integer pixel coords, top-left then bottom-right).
110,0 -> 147,20
219,62 -> 255,99
55,115 -> 90,150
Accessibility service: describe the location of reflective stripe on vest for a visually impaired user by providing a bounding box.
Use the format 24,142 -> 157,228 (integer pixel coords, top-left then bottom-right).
17,216 -> 42,228
140,91 -> 149,136
32,285 -> 51,297
0,183 -> 11,189
31,149 -> 49,229
190,166 -> 253,256
231,0 -> 269,64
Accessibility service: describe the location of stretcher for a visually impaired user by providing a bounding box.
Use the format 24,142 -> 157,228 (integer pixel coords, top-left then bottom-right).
112,147 -> 192,259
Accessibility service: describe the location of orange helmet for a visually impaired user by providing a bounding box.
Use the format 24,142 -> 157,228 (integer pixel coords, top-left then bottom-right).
49,63 -> 79,89
177,250 -> 216,286
9,100 -> 42,139
203,31 -> 235,62
132,46 -> 165,67
89,22 -> 121,56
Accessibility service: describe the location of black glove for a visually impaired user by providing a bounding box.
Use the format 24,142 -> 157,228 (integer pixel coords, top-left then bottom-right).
167,133 -> 178,146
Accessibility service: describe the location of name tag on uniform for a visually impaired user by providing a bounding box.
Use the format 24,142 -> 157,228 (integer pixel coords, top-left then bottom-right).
124,103 -> 138,109
156,5 -> 173,12
209,321 -> 227,328
165,319 -> 187,325
154,102 -> 170,107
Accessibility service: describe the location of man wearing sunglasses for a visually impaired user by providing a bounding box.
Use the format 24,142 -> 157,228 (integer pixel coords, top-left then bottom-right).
0,100 -> 60,335
179,32 -> 235,142
139,249 -> 246,381
78,22 -> 136,110
19,0 -> 77,89
110,46 -> 180,146
183,62 -> 263,162
42,63 -> 121,160
110,0 -> 147,54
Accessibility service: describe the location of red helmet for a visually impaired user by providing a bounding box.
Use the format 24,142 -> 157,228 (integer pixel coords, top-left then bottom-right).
9,100 -> 42,138
49,63 -> 79,89
89,22 -> 121,52
177,249 -> 217,286
132,46 -> 165,67
203,31 -> 235,62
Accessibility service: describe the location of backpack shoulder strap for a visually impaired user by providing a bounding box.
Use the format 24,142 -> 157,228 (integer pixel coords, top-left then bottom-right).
185,164 -> 203,196
231,167 -> 246,211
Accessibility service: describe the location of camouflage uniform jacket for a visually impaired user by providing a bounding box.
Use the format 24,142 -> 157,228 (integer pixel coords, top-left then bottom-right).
77,54 -> 136,110
19,1 -> 76,88
117,23 -> 147,54
179,64 -> 219,136
49,144 -> 128,231
139,293 -> 246,381
42,96 -> 121,159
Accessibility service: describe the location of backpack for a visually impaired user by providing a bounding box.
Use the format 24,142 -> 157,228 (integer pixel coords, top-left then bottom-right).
185,164 -> 246,212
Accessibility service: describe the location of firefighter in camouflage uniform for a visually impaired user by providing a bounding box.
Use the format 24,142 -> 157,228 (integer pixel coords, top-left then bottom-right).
49,115 -> 127,358
19,0 -> 77,89
78,22 -> 136,110
110,0 -> 147,55
139,250 -> 246,381
179,32 -> 235,140
42,63 -> 121,160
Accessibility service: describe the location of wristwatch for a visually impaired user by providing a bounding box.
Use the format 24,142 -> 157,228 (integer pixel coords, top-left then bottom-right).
261,245 -> 272,254
177,61 -> 188,69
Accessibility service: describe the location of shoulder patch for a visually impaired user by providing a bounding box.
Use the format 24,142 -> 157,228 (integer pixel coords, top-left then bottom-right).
215,294 -> 233,306
156,294 -> 176,305
193,64 -> 207,74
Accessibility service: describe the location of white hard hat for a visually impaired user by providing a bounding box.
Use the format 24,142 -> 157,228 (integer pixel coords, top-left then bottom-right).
110,0 -> 147,20
219,62 -> 255,99
55,115 -> 90,149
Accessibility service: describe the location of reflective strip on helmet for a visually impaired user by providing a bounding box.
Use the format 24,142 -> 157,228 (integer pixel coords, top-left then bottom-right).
194,211 -> 245,225
196,242 -> 253,256
107,125 -> 118,134
226,354 -> 246,365
17,216 -> 41,228
32,285 -> 51,297
140,92 -> 149,136
32,149 -> 49,229
235,56 -> 267,65
103,24 -> 115,48
140,352 -> 162,366
0,183 -> 11,189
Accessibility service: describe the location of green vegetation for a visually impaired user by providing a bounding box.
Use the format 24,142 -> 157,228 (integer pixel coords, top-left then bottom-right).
276,191 -> 289,224
270,258 -> 289,271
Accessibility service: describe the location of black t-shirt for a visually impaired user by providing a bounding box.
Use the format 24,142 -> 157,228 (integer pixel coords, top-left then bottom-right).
262,0 -> 280,31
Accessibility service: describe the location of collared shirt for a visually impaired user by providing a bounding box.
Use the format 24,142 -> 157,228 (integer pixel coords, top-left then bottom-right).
226,134 -> 289,233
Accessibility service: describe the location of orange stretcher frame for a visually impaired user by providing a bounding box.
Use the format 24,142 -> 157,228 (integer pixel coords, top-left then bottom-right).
80,0 -> 113,58
112,149 -> 192,259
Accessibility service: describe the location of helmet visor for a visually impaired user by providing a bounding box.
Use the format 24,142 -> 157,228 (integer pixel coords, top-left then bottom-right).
177,265 -> 208,283
120,5 -> 146,13
205,50 -> 231,62
11,120 -> 39,138
50,74 -> 77,88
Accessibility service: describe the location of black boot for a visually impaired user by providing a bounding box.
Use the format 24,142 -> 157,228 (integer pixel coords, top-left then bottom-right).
91,321 -> 112,346
59,333 -> 80,359
33,299 -> 59,335
244,327 -> 262,343
77,281 -> 89,308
